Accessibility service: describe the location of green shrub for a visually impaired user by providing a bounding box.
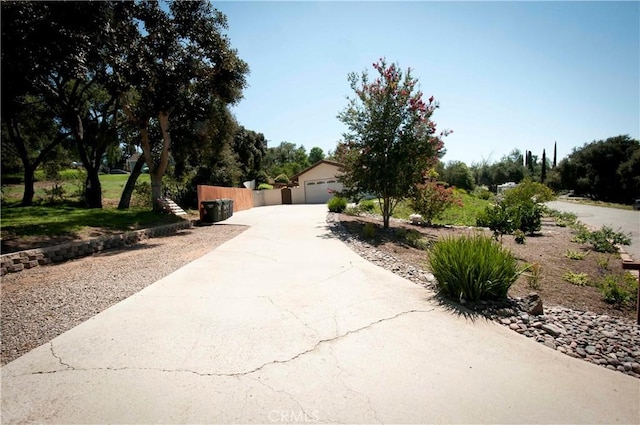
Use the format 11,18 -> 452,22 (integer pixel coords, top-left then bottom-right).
503,179 -> 555,206
586,226 -> 631,253
572,225 -> 631,253
428,234 -> 522,302
514,230 -> 526,244
477,198 -> 543,238
474,187 -> 494,201
131,181 -> 152,209
327,196 -> 347,213
362,222 -> 376,239
596,254 -> 610,272
410,180 -> 461,226
476,203 -> 517,240
403,229 -> 430,250
43,183 -> 66,204
565,250 -> 587,260
547,209 -> 577,227
522,262 -> 543,290
343,205 -> 362,216
514,200 -> 544,235
570,222 -> 591,243
598,273 -> 638,306
562,271 -> 590,286
359,199 -> 376,213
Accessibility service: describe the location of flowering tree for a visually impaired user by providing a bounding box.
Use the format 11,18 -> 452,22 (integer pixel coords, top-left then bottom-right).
337,58 -> 450,228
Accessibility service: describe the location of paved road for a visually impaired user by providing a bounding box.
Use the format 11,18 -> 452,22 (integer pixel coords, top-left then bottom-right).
2,205 -> 639,424
547,200 -> 640,261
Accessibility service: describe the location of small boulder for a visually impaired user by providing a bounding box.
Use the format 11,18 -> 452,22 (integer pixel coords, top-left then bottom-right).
409,214 -> 423,225
521,293 -> 544,316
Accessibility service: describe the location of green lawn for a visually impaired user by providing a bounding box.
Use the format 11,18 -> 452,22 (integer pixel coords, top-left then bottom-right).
1,172 -> 167,240
369,190 -> 491,226
100,173 -> 150,200
432,191 -> 491,226
1,204 -> 181,238
2,172 -> 150,205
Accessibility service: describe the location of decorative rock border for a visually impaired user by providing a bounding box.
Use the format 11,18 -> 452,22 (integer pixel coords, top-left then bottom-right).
1,220 -> 195,276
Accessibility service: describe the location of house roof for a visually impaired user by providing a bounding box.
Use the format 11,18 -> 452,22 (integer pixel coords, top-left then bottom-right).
290,159 -> 344,183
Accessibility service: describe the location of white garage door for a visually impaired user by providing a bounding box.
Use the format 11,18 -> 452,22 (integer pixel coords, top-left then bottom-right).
305,179 -> 343,204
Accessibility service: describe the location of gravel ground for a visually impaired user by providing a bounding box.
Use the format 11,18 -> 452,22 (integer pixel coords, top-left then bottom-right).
327,213 -> 640,379
1,223 -> 247,365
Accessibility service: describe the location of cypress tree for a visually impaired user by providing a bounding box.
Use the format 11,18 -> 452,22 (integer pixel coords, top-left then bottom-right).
541,149 -> 547,183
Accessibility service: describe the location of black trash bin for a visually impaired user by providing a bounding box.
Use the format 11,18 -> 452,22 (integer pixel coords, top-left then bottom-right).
220,198 -> 234,220
201,200 -> 223,223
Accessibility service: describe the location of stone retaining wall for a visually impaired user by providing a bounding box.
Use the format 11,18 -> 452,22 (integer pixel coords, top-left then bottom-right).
1,220 -> 194,276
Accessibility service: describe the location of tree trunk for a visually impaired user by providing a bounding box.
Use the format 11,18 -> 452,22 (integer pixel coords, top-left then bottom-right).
382,195 -> 390,228
21,167 -> 35,206
139,112 -> 172,212
150,171 -> 164,211
118,156 -> 146,209
8,118 -> 36,206
84,171 -> 102,208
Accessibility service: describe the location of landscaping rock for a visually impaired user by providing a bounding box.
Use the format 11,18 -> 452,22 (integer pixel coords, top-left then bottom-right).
541,323 -> 565,337
521,293 -> 544,316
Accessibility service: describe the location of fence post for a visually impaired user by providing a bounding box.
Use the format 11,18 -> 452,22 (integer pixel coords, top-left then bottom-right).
621,260 -> 640,325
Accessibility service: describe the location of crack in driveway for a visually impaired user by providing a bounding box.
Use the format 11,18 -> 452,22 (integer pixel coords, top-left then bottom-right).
17,308 -> 434,378
49,342 -> 74,370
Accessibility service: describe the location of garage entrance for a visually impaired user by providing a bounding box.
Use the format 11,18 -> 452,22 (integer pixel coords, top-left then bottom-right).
304,179 -> 343,204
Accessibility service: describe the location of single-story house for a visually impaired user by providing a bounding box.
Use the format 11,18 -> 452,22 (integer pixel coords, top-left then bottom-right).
291,160 -> 344,204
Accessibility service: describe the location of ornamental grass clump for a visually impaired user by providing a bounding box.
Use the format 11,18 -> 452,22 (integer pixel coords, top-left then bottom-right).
428,234 -> 521,302
327,196 -> 347,213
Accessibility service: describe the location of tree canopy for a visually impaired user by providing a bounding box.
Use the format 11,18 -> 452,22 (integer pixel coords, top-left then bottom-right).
1,0 -> 249,210
551,135 -> 639,203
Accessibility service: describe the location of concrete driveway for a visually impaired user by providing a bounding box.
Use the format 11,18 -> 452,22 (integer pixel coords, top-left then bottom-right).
2,205 -> 639,424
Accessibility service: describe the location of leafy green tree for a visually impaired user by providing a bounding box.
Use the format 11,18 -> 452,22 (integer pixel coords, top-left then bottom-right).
337,58 -> 449,228
233,126 -> 268,182
264,142 -> 310,178
1,1 -> 114,206
472,149 -> 526,192
167,99 -> 242,208
120,1 -> 248,211
309,147 -> 325,164
502,179 -> 556,206
554,135 -> 639,203
0,94 -> 70,204
441,160 -> 475,191
617,148 -> 640,200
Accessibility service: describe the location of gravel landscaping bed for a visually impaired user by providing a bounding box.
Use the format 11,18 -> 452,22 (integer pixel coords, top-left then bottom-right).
327,213 -> 640,379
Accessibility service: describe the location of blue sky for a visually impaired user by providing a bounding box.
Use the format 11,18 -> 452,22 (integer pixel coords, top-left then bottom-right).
216,1 -> 639,166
